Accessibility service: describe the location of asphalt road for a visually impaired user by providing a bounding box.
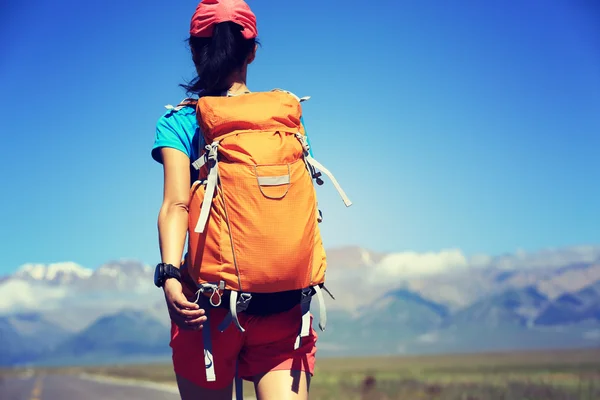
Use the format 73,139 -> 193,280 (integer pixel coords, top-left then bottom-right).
1,373 -> 182,400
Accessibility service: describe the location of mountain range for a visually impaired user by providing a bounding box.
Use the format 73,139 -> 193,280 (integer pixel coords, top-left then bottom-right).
1,245 -> 599,366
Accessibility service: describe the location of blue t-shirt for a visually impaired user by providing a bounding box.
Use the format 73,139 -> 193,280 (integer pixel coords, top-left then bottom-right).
151,103 -> 313,165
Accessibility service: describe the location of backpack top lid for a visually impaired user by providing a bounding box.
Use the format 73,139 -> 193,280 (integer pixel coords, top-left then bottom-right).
196,90 -> 305,143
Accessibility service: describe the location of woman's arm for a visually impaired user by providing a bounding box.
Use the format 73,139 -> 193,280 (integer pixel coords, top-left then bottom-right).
157,146 -> 205,330
157,147 -> 191,266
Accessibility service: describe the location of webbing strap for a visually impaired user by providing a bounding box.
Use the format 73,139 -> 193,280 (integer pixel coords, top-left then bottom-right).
294,133 -> 352,208
257,175 -> 290,186
234,363 -> 243,400
194,142 -> 220,233
197,295 -> 216,382
218,291 -> 252,333
294,288 -> 313,350
164,97 -> 197,112
271,88 -> 311,103
191,153 -> 207,171
314,285 -> 327,331
305,155 -> 353,207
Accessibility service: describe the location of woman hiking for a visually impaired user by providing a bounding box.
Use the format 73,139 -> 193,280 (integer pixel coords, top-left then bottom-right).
149,0 -> 349,399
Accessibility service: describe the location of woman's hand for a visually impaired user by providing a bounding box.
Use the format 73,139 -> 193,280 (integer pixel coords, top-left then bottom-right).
163,278 -> 206,330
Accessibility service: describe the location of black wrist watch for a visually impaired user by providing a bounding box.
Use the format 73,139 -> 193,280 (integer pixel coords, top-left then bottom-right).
154,263 -> 181,288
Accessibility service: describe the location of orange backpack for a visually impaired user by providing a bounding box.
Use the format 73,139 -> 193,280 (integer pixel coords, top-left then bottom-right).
170,89 -> 351,384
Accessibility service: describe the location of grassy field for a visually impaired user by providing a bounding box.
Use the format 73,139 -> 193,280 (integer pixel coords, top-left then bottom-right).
2,347 -> 599,399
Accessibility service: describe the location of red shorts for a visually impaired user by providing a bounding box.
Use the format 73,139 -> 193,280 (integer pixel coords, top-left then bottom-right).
169,303 -> 318,389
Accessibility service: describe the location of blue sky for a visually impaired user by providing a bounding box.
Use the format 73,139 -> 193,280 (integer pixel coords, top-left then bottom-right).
1,0 -> 599,274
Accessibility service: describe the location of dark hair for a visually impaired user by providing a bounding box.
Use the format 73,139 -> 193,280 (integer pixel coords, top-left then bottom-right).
180,21 -> 258,96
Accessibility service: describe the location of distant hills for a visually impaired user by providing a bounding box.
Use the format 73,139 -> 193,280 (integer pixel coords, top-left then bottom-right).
0,312 -> 70,365
1,245 -> 599,366
45,310 -> 171,366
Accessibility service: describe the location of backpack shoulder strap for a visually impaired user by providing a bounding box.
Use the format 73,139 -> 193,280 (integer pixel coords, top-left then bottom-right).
271,88 -> 311,103
164,97 -> 198,112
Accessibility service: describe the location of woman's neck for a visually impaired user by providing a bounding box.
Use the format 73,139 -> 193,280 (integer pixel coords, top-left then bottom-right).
228,81 -> 250,95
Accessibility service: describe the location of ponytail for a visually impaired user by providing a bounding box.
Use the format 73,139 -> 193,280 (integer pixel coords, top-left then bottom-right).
181,22 -> 257,96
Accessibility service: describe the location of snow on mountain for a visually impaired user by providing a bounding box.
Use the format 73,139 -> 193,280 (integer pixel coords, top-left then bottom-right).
537,263 -> 600,300
9,260 -> 152,286
0,260 -> 157,316
94,260 -> 152,278
14,262 -> 92,284
489,245 -> 600,270
83,259 -> 154,292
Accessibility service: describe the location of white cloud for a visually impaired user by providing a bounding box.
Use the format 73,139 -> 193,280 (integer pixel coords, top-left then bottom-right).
0,279 -> 68,312
416,331 -> 440,344
373,249 -> 468,279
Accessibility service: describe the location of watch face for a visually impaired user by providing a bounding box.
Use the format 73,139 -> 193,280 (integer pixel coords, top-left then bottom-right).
154,264 -> 164,287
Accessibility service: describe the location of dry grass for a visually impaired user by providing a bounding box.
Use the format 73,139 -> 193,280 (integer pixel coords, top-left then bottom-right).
2,347 -> 599,399
307,348 -> 600,400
